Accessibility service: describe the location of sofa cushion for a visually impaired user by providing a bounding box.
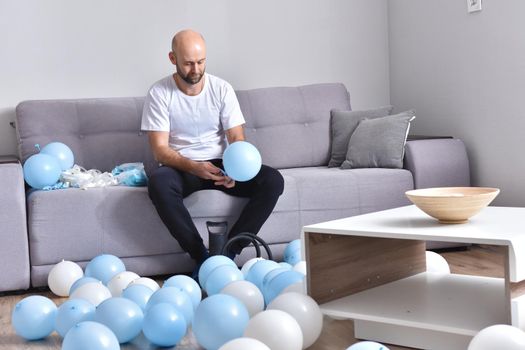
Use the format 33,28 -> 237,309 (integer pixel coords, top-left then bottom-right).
26,173 -> 299,266
328,106 -> 393,168
341,110 -> 416,169
16,98 -> 158,173
236,83 -> 351,169
280,167 -> 413,226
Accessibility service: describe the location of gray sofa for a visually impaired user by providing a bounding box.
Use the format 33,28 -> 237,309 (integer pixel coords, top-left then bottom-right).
1,83 -> 470,292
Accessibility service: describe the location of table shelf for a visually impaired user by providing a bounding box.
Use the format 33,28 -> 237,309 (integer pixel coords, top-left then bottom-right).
321,272 -> 508,336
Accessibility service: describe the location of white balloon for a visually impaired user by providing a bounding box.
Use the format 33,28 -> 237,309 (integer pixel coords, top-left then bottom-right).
241,257 -> 265,277
346,341 -> 390,349
128,277 -> 160,292
268,292 -> 323,348
282,281 -> 306,295
293,261 -> 307,275
221,280 -> 264,317
244,309 -> 303,350
468,324 -> 525,350
219,337 -> 271,350
107,271 -> 140,297
47,260 -> 84,297
69,281 -> 111,306
426,251 -> 450,273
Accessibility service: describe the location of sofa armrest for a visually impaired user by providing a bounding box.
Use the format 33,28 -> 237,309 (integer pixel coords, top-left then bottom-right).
0,159 -> 30,291
404,138 -> 470,189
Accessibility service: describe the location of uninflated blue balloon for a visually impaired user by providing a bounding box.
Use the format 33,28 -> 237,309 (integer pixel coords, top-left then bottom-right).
95,297 -> 143,343
163,274 -> 202,310
143,302 -> 187,347
193,294 -> 249,350
55,299 -> 95,338
62,321 -> 120,350
223,141 -> 262,181
85,254 -> 126,285
205,265 -> 244,296
23,153 -> 61,189
11,295 -> 57,340
40,142 -> 74,170
146,287 -> 194,324
122,284 -> 154,313
346,341 -> 390,350
198,255 -> 237,288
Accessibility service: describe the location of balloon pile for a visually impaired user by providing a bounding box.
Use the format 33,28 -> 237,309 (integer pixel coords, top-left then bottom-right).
23,142 -> 74,189
10,239 -> 328,350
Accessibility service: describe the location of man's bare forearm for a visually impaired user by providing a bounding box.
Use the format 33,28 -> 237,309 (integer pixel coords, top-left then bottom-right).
154,145 -> 197,174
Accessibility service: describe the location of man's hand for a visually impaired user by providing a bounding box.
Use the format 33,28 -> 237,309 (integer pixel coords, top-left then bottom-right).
214,174 -> 235,188
191,161 -> 235,188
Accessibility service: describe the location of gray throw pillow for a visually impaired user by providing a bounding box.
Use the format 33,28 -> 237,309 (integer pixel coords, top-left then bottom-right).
328,106 -> 393,168
341,110 -> 416,169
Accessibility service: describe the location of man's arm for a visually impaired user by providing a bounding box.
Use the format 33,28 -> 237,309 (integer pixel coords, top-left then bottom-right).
148,131 -> 224,181
225,125 -> 245,144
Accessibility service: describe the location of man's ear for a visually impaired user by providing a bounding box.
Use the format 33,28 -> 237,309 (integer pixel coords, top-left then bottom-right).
168,51 -> 177,65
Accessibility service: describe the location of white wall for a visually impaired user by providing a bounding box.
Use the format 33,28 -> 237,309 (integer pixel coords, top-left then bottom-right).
389,0 -> 525,206
0,0 -> 390,156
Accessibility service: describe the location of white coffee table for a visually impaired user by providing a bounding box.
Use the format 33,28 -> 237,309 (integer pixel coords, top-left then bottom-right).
302,205 -> 525,350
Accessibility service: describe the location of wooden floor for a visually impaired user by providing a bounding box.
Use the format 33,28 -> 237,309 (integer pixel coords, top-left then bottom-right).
0,245 -> 504,350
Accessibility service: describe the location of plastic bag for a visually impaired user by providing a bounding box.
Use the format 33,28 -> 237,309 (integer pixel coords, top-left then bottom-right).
61,165 -> 118,189
111,162 -> 147,187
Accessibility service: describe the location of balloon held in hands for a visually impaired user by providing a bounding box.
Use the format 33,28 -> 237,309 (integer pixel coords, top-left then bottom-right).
223,141 -> 262,182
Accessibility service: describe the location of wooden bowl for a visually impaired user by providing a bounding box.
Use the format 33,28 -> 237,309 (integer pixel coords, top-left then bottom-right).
405,187 -> 500,224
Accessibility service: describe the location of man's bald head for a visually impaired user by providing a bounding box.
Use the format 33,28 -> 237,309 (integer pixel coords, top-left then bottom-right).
171,30 -> 206,57
169,29 -> 207,87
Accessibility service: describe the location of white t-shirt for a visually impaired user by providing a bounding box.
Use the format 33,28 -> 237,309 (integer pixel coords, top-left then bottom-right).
141,73 -> 245,161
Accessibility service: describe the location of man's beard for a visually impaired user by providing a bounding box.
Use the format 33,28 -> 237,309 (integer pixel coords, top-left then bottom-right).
177,65 -> 205,85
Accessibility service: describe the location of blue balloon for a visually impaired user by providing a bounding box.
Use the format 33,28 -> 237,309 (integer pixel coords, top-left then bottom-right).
278,262 -> 293,270
11,295 -> 57,340
55,299 -> 95,338
347,341 -> 390,350
264,270 -> 305,304
205,265 -> 244,296
193,294 -> 249,350
283,239 -> 302,265
23,153 -> 61,189
261,267 -> 288,292
122,284 -> 154,312
146,287 -> 194,324
85,254 -> 126,285
143,302 -> 187,347
223,141 -> 262,181
40,141 -> 74,170
69,277 -> 100,295
163,274 -> 202,310
95,297 -> 143,343
198,255 -> 237,288
246,259 -> 281,290
62,321 -> 120,350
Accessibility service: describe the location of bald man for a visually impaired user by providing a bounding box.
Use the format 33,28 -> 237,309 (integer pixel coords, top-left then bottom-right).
141,30 -> 284,277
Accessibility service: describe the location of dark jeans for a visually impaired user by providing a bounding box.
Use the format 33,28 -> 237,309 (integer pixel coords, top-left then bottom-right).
147,159 -> 284,264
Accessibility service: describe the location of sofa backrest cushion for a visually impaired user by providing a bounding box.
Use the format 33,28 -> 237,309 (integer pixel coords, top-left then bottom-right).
237,83 -> 351,168
16,97 -> 158,173
16,83 -> 351,171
